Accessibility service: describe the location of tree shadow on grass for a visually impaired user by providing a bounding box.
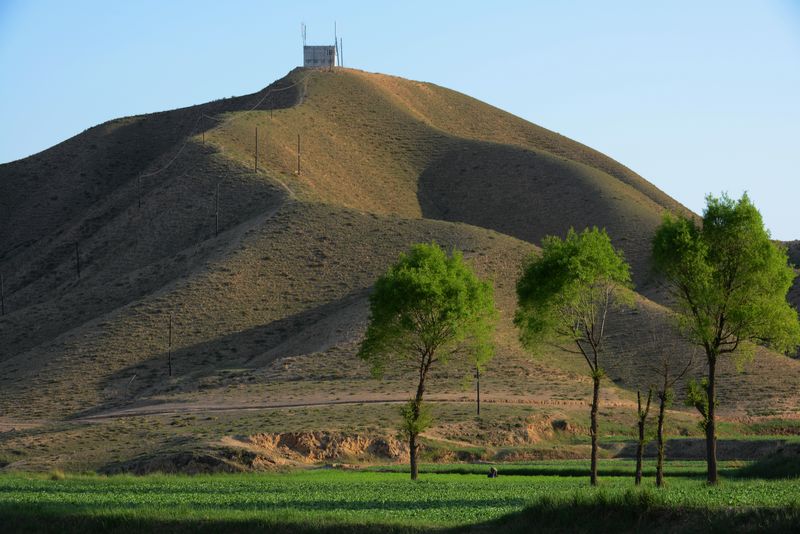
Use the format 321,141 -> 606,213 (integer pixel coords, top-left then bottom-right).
0,507 -> 425,534
727,446 -> 800,480
376,459 -> 726,480
3,498 -> 800,534
478,497 -> 800,534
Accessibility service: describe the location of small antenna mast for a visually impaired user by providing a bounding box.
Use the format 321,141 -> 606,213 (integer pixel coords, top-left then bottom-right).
334,22 -> 338,66
301,22 -> 307,47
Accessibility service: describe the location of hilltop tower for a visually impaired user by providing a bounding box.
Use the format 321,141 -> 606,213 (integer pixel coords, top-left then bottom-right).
301,23 -> 340,68
303,45 -> 337,68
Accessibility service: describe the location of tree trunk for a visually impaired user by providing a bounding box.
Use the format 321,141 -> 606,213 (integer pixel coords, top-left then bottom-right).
706,356 -> 718,484
635,389 -> 652,485
476,366 -> 480,417
590,374 -> 600,486
409,370 -> 426,481
656,395 -> 667,488
635,420 -> 644,485
409,431 -> 419,480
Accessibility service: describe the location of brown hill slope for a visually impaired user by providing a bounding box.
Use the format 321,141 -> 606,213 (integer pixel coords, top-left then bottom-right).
202,69 -> 687,290
1,67 -> 797,431
0,75 -> 304,357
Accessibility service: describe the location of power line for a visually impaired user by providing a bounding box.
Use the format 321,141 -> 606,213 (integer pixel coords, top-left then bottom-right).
140,71 -> 316,185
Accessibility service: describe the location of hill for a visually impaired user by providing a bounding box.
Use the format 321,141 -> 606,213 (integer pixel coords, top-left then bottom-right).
1,68 -> 798,472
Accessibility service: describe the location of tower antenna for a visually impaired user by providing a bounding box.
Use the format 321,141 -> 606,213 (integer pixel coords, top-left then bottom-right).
301,22 -> 307,47
334,22 -> 338,66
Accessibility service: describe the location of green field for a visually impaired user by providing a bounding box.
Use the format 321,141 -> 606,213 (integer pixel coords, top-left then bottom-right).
2,461 -> 799,533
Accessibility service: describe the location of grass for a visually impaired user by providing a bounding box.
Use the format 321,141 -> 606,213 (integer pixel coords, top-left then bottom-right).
1,462 -> 799,533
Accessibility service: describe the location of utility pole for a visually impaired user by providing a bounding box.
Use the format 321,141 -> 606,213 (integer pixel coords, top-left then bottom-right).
476,366 -> 481,416
215,182 -> 220,237
168,314 -> 173,377
75,242 -> 81,280
296,134 -> 301,175
1,273 -> 5,316
255,127 -> 259,171
125,374 -> 137,396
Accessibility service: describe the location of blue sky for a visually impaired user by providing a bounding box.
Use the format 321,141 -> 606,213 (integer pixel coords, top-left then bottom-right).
1,0 -> 798,239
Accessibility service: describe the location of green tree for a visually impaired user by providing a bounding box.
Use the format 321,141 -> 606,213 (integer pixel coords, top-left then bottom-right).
358,243 -> 496,480
652,193 -> 800,484
515,227 -> 632,486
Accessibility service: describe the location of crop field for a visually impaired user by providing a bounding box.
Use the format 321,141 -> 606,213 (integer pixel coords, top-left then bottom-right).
2,461 -> 799,533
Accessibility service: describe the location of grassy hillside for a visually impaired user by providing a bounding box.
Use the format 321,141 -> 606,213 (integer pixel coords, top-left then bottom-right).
1,68 -> 797,472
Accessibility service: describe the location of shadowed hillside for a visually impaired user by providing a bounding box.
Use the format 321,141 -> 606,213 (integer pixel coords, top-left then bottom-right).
1,68 -> 798,471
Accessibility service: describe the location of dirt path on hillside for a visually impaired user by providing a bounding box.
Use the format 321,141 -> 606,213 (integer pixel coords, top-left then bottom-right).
0,395 -> 636,430
4,393 -> 787,430
73,394 -> 641,423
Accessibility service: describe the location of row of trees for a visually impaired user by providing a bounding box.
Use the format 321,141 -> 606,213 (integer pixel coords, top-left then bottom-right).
358,194 -> 800,483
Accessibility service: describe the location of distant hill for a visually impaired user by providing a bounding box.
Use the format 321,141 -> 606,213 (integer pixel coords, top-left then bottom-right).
783,241 -> 800,353
1,67 -> 798,433
784,241 -> 800,268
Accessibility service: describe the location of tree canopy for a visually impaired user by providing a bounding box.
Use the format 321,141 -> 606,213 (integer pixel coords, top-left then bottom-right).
514,226 -> 632,363
652,193 -> 800,360
359,243 -> 496,379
